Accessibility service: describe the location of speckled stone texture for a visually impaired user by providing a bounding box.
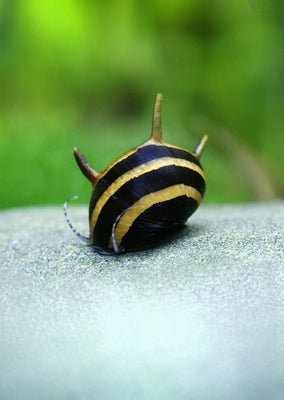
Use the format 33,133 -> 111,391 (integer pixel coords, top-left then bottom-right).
0,202 -> 284,400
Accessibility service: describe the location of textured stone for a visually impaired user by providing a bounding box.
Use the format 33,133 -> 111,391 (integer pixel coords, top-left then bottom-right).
0,202 -> 284,400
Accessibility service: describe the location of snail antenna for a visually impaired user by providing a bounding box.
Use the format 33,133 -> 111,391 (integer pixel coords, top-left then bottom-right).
194,135 -> 208,159
63,196 -> 90,243
151,93 -> 163,142
111,208 -> 130,254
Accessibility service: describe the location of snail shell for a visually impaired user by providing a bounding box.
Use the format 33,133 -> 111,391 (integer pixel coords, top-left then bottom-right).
72,93 -> 208,254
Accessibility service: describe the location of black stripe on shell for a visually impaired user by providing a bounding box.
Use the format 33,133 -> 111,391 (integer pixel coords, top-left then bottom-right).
120,196 -> 198,251
92,164 -> 205,248
89,144 -> 202,221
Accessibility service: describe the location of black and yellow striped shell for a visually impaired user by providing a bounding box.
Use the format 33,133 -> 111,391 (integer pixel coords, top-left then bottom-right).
73,94 -> 208,255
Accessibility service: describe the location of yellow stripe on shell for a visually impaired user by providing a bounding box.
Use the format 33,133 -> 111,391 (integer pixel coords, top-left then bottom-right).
110,184 -> 202,248
90,157 -> 205,242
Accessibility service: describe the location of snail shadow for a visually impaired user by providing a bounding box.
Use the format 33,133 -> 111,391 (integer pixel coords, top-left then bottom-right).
137,223 -> 204,253
93,223 -> 205,257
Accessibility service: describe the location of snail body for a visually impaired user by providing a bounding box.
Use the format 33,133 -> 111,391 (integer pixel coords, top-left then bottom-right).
67,94 -> 208,255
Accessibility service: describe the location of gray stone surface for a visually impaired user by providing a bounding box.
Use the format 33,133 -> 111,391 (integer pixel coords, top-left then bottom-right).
0,202 -> 284,400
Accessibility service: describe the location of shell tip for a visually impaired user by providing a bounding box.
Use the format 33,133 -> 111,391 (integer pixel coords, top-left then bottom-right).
73,147 -> 99,184
194,135 -> 208,159
151,93 -> 163,142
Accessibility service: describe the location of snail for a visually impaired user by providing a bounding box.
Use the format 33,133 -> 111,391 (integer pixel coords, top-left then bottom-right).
64,93 -> 208,255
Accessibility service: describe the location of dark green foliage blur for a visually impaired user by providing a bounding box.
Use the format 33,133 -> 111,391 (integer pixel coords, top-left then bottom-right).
0,0 -> 283,209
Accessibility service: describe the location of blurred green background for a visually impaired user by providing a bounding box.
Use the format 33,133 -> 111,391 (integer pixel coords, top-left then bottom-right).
0,0 -> 283,209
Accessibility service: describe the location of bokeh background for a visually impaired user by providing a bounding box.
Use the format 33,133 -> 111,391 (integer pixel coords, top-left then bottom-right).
0,0 -> 283,209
